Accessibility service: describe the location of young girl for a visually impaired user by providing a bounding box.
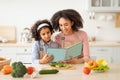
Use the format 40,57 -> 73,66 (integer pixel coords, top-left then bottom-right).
31,19 -> 58,64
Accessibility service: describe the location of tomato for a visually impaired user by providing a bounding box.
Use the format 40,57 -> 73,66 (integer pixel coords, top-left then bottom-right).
27,66 -> 35,75
83,67 -> 91,75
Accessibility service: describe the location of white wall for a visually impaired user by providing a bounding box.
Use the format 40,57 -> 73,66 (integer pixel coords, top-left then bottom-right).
0,0 -> 120,42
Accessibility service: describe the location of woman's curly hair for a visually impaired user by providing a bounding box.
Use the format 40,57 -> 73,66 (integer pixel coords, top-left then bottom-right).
31,19 -> 53,41
51,9 -> 83,31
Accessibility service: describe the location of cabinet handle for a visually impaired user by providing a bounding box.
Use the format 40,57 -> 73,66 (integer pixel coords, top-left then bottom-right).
97,49 -> 107,52
24,49 -> 27,52
110,57 -> 113,63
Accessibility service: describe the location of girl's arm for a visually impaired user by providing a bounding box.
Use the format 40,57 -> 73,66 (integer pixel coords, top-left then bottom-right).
32,41 -> 40,64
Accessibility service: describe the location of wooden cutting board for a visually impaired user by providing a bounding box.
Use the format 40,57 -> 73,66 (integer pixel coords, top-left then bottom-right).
0,26 -> 16,42
115,13 -> 120,28
50,64 -> 76,70
51,66 -> 76,70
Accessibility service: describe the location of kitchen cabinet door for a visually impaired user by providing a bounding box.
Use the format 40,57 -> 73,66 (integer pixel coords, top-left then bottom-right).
0,47 -> 16,63
16,47 -> 32,64
90,46 -> 114,63
88,0 -> 120,12
112,47 -> 120,63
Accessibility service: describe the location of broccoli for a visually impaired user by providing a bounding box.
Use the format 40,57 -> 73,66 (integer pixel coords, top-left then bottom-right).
11,61 -> 27,78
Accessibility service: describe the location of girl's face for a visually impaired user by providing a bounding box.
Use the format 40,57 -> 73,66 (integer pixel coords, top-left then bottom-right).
39,27 -> 51,43
59,17 -> 74,36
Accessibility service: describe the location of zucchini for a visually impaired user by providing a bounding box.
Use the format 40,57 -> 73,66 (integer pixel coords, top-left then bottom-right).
39,69 -> 59,74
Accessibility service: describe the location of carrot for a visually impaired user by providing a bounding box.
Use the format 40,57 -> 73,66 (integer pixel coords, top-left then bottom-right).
1,65 -> 12,75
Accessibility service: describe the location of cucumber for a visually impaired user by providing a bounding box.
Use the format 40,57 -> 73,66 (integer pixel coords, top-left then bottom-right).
39,69 -> 59,74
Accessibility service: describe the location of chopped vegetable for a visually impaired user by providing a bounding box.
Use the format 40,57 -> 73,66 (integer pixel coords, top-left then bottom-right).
92,59 -> 109,71
49,62 -> 67,67
49,62 -> 73,69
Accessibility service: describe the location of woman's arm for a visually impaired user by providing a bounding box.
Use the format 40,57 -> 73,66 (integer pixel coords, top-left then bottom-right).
63,31 -> 90,64
82,31 -> 90,62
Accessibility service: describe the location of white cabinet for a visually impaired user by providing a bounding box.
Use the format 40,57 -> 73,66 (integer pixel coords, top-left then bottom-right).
16,47 -> 32,64
0,47 -> 16,63
90,46 -> 114,63
88,0 -> 120,12
0,45 -> 32,64
90,46 -> 120,63
112,47 -> 120,64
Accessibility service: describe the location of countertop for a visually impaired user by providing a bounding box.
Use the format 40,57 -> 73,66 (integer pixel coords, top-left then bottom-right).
0,42 -> 32,47
0,63 -> 120,80
89,41 -> 120,47
1,41 -> 120,47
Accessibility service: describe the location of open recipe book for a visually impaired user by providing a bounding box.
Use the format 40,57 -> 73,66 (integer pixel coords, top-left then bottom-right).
47,42 -> 83,62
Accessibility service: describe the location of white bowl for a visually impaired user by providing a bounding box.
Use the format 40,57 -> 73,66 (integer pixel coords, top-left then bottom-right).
92,70 -> 106,73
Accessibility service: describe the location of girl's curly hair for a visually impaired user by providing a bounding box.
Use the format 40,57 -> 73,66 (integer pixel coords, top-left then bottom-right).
31,19 -> 53,41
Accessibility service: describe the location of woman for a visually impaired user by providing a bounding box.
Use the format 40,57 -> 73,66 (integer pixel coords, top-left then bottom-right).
31,19 -> 58,64
51,9 -> 90,64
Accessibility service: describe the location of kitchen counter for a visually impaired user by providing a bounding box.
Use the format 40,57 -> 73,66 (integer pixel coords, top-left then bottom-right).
0,64 -> 120,80
1,41 -> 120,47
0,42 -> 32,47
89,41 -> 120,47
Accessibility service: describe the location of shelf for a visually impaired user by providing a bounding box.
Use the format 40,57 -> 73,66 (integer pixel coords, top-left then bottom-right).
88,0 -> 120,12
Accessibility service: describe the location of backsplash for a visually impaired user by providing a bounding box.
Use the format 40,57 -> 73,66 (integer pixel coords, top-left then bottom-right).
0,26 -> 16,42
0,0 -> 120,42
82,11 -> 120,42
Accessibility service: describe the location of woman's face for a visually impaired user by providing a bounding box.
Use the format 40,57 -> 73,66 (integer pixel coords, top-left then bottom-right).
59,17 -> 73,36
39,27 -> 51,43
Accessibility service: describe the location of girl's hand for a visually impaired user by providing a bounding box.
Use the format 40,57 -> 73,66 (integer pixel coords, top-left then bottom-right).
40,54 -> 53,64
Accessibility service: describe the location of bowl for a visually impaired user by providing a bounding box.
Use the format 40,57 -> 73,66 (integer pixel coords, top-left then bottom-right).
92,70 -> 106,73
0,58 -> 11,70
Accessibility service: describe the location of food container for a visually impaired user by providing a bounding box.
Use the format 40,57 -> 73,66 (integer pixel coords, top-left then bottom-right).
93,70 -> 106,73
0,57 -> 11,70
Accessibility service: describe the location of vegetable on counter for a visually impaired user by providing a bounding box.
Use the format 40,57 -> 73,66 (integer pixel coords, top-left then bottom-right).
49,62 -> 74,70
1,65 -> 12,75
39,69 -> 59,74
11,61 -> 27,78
83,67 -> 91,75
27,66 -> 35,75
92,59 -> 109,71
84,58 -> 110,73
49,62 -> 67,67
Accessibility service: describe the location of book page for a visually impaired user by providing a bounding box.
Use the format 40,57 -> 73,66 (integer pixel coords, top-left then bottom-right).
66,42 -> 82,60
47,42 -> 82,62
47,48 -> 66,62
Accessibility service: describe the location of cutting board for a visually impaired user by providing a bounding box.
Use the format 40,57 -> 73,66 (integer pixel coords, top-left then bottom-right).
51,66 -> 76,70
115,13 -> 120,28
0,26 -> 16,42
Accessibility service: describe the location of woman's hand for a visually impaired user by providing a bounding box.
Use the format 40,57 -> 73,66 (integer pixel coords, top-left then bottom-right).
39,54 -> 53,64
62,56 -> 84,64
